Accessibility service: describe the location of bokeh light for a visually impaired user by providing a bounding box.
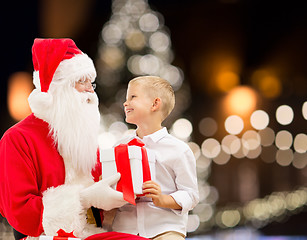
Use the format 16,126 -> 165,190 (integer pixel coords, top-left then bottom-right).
224,115 -> 244,135
207,54 -> 241,94
302,101 -> 307,120
199,117 -> 218,137
204,186 -> 219,204
171,118 -> 193,140
293,133 -> 307,153
99,46 -> 125,71
139,12 -> 160,32
251,69 -> 282,99
196,156 -> 212,174
188,142 -> 201,160
232,145 -> 247,159
216,71 -> 240,93
292,152 -> 307,169
224,86 -> 257,117
221,135 -> 241,155
7,72 -> 33,121
245,145 -> 262,159
276,149 -> 293,166
159,65 -> 183,91
193,203 -> 214,223
276,105 -> 294,125
187,214 -> 200,232
108,121 -> 129,139
241,130 -> 261,151
139,54 -> 160,74
125,30 -> 146,51
149,31 -> 170,52
260,145 -> 277,163
98,132 -> 117,149
101,23 -> 122,45
127,55 -> 143,75
258,127 -> 275,147
221,210 -> 241,228
275,130 -> 293,150
201,138 -> 221,159
250,110 -> 269,130
213,150 -> 231,165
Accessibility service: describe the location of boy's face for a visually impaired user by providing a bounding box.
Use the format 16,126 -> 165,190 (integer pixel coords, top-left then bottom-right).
123,83 -> 154,125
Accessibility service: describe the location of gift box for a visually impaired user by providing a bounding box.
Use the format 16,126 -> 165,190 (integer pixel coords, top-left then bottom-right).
100,144 -> 156,196
39,236 -> 81,240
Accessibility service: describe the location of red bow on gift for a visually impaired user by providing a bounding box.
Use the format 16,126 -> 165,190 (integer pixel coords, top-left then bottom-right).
57,229 -> 76,238
114,138 -> 151,205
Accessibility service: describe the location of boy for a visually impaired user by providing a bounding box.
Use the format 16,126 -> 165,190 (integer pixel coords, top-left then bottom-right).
111,76 -> 199,240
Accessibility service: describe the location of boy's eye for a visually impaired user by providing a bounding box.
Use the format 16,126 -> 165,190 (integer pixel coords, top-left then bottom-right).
131,95 -> 136,98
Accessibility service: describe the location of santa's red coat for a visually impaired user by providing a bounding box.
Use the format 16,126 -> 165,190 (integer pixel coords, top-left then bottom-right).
0,114 -> 147,240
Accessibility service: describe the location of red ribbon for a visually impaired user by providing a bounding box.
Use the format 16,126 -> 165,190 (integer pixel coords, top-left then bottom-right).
44,229 -> 79,239
57,229 -> 76,238
114,139 -> 151,205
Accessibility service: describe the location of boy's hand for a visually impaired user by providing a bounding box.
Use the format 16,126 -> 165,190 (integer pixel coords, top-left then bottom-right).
142,180 -> 164,207
142,180 -> 182,210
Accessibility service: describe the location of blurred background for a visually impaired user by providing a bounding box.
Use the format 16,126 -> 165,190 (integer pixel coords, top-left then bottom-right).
1,0 -> 307,239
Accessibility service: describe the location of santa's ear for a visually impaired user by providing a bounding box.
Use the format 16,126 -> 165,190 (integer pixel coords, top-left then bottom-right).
151,97 -> 162,111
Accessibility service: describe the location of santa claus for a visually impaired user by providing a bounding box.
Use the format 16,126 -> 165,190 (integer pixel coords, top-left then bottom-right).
0,38 -> 149,240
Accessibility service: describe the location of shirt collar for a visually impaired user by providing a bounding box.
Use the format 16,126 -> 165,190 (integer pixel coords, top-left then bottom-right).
132,127 -> 168,143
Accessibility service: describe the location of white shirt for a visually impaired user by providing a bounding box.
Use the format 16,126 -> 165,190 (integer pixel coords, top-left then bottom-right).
112,127 -> 199,238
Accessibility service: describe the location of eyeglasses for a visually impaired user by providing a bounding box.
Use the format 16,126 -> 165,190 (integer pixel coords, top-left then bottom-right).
76,79 -> 96,90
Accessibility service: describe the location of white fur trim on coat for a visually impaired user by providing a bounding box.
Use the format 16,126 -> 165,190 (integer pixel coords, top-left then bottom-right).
42,184 -> 104,239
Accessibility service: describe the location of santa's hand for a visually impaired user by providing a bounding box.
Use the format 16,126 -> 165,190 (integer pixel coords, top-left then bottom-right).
80,173 -> 127,210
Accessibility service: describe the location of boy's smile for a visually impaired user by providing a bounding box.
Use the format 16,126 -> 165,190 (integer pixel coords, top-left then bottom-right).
125,108 -> 133,114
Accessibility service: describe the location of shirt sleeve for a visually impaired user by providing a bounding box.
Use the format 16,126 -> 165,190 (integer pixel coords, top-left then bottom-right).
169,147 -> 199,216
0,130 -> 44,236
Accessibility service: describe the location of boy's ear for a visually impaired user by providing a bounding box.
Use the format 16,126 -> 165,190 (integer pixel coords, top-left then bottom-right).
151,97 -> 162,111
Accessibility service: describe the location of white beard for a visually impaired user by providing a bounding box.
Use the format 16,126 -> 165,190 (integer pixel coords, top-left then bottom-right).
46,86 -> 100,181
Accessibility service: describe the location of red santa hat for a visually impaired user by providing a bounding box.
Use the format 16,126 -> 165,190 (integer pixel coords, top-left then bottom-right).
28,38 -> 97,119
31,38 -> 96,92
32,38 -> 83,92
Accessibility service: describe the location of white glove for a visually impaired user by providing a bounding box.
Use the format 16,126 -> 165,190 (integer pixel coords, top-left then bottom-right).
80,173 -> 127,210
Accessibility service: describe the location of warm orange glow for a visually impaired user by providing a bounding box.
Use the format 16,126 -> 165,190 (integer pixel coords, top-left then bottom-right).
8,72 -> 33,121
224,86 -> 258,117
251,69 -> 282,98
216,71 -> 240,93
259,76 -> 281,98
194,51 -> 242,96
212,56 -> 241,93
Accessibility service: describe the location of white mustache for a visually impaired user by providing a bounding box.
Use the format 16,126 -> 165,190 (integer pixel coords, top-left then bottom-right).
79,92 -> 98,104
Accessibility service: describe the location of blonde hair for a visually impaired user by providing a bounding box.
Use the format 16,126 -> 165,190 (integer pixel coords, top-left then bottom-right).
129,76 -> 175,121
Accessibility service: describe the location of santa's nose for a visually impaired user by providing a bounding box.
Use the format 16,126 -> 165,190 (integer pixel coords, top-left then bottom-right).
85,83 -> 95,93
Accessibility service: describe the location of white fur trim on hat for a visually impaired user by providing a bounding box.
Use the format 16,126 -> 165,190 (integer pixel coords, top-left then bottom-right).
53,53 -> 96,86
28,89 -> 53,122
32,53 -> 96,92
